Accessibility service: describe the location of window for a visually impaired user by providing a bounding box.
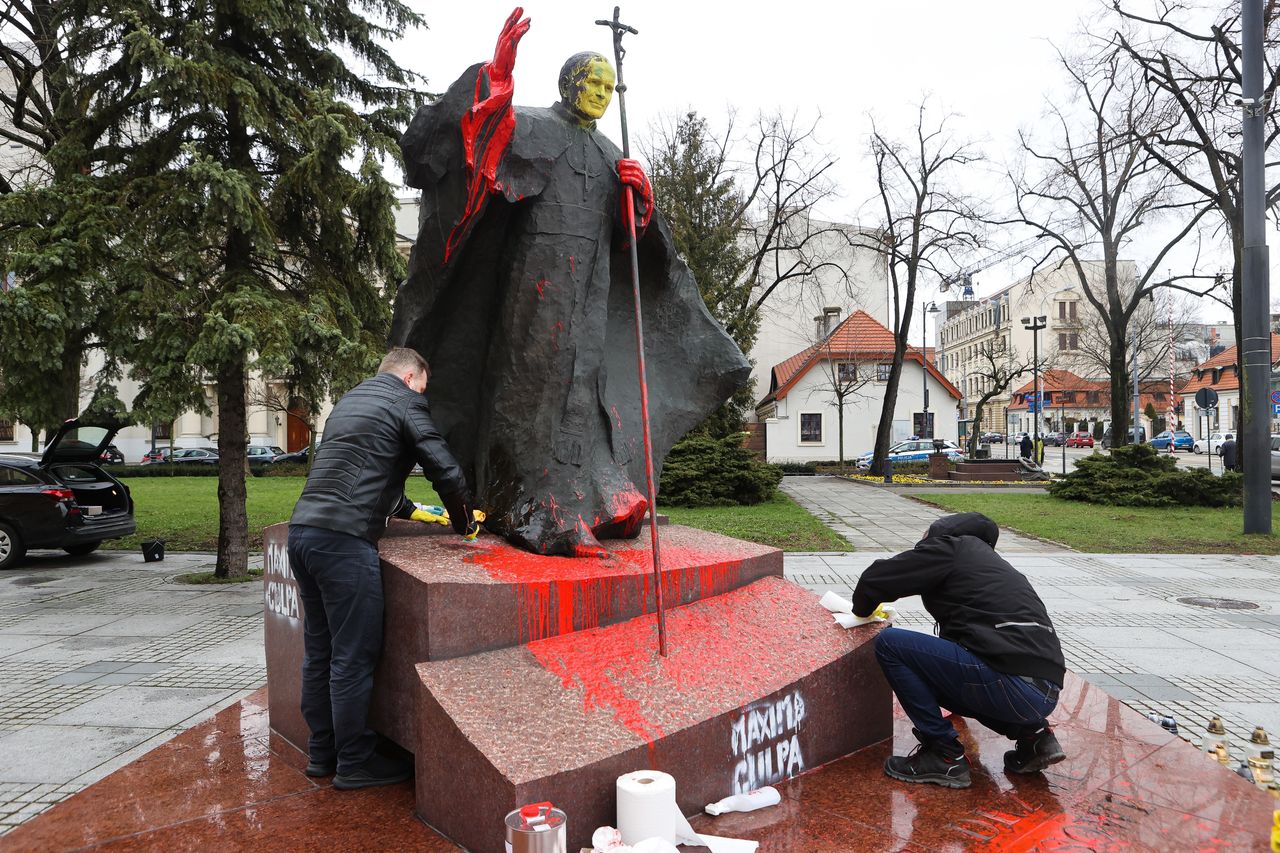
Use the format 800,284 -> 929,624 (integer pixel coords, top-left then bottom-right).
0,419 -> 13,442
0,465 -> 39,485
799,413 -> 823,444
837,362 -> 858,383
875,363 -> 892,382
1069,302 -> 1077,320
1059,333 -> 1079,351
153,422 -> 173,440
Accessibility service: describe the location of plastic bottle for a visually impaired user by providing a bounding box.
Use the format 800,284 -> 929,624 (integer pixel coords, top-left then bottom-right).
704,786 -> 781,816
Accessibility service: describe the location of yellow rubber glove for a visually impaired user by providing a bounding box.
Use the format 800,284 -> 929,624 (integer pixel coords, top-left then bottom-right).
872,605 -> 892,621
409,504 -> 449,526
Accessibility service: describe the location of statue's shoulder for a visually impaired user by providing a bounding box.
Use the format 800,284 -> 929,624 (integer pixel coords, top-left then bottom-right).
509,105 -> 573,160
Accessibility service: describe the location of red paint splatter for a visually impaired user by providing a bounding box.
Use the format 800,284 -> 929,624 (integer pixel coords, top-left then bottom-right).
551,320 -> 563,351
445,63 -> 516,262
467,536 -> 754,645
535,278 -> 549,298
569,255 -> 576,274
525,580 -> 838,745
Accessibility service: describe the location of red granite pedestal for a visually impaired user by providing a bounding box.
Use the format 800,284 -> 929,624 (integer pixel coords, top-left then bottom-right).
262,520 -> 893,852
263,521 -> 784,753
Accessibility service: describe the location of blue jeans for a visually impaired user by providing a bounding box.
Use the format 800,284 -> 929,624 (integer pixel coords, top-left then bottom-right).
874,627 -> 1059,748
287,524 -> 384,774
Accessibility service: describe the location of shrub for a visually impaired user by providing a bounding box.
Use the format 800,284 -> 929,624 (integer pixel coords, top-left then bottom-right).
1092,422 -> 1104,440
659,433 -> 783,507
104,463 -> 220,478
1047,443 -> 1242,507
775,461 -> 819,474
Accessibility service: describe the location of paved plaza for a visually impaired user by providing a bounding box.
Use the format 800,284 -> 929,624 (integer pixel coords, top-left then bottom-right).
1,476 -> 1278,838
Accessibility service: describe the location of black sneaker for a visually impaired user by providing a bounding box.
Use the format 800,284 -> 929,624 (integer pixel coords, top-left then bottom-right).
1004,728 -> 1066,774
333,753 -> 413,791
305,760 -> 335,778
884,742 -> 971,789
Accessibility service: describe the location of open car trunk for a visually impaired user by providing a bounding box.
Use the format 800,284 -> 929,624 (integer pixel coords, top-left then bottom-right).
49,464 -> 131,515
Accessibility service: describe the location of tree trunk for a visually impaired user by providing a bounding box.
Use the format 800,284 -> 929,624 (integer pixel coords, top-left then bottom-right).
1108,336 -> 1130,448
837,400 -> 845,472
214,360 -> 249,578
871,348 -> 906,476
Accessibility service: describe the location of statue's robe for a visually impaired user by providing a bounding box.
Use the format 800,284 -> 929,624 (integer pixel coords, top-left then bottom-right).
390,63 -> 750,556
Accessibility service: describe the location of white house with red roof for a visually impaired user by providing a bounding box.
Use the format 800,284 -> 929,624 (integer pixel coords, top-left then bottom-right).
1178,334 -> 1280,440
755,310 -> 961,462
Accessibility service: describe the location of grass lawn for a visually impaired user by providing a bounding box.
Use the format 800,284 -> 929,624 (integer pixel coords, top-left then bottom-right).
106,478 -> 849,553
912,491 -> 1280,554
664,492 -> 852,552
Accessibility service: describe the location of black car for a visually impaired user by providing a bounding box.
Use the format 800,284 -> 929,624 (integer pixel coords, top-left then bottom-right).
171,447 -> 219,464
271,446 -> 310,465
0,420 -> 136,570
99,445 -> 125,465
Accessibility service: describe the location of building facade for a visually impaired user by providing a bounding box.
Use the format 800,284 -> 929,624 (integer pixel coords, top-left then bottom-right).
1178,334 -> 1280,440
936,259 -> 1135,438
755,311 -> 960,463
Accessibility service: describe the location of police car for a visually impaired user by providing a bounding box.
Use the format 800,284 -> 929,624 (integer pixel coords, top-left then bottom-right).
855,438 -> 965,469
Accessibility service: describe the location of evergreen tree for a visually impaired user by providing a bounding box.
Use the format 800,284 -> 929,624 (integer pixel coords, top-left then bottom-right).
647,111 -> 757,435
106,0 -> 424,577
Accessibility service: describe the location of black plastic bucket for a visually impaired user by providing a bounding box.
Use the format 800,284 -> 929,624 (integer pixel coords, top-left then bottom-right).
141,539 -> 165,562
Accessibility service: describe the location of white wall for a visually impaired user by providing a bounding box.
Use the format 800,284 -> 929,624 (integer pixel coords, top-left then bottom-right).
747,224 -> 890,415
763,359 -> 958,463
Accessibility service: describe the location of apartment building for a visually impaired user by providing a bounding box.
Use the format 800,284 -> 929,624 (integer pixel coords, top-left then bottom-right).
935,259 -> 1133,437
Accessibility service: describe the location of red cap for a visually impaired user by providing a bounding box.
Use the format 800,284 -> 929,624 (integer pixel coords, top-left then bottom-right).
520,804 -> 541,819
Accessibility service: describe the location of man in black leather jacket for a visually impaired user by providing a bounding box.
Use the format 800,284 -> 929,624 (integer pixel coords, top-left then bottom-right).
852,512 -> 1066,789
288,347 -> 472,790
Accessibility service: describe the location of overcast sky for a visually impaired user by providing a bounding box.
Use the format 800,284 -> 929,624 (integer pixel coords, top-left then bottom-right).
388,1 -> 1262,329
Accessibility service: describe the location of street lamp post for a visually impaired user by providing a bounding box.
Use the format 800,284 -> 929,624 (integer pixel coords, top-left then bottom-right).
1022,316 -> 1047,449
922,301 -> 939,438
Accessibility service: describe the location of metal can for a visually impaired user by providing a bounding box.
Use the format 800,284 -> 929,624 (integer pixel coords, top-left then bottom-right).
504,801 -> 567,853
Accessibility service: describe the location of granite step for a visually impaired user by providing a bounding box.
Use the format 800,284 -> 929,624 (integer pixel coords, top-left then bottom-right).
412,575 -> 891,852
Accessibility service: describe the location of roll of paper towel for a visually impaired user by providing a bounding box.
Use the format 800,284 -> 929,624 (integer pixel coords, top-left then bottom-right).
616,771 -> 759,853
617,770 -> 682,845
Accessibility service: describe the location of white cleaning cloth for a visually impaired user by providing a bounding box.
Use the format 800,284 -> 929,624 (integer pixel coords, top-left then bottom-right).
819,590 -> 853,614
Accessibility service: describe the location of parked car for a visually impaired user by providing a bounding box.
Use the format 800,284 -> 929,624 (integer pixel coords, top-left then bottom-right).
1010,431 -> 1029,445
1100,426 -> 1146,449
98,445 -> 125,465
856,438 -> 964,469
1043,432 -> 1066,447
1193,432 -> 1231,455
979,432 -> 1004,444
1272,435 -> 1280,479
247,445 -> 286,465
170,448 -> 219,465
140,447 -> 180,464
0,420 -> 136,570
271,446 -> 310,465
1065,431 -> 1094,448
1149,430 -> 1194,452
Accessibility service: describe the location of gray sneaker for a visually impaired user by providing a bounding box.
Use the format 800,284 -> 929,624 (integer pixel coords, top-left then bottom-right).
1004,728 -> 1066,774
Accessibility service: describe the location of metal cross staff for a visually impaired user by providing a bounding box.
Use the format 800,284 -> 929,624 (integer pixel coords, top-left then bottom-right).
596,6 -> 668,657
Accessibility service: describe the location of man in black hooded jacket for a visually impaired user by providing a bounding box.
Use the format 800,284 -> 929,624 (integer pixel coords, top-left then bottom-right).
852,512 -> 1066,789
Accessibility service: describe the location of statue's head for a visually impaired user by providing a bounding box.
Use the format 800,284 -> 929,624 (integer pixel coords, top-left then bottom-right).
558,52 -> 615,123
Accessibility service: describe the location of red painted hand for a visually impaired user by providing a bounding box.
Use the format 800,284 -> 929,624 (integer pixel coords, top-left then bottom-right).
617,158 -> 653,233
489,7 -> 531,86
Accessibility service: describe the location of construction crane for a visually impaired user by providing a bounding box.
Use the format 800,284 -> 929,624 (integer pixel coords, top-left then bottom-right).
939,236 -> 1043,298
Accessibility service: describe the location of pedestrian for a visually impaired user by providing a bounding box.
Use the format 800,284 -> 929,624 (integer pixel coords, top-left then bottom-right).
288,347 -> 474,790
1034,436 -> 1045,466
1019,433 -> 1032,460
851,512 -> 1066,789
1220,433 -> 1238,472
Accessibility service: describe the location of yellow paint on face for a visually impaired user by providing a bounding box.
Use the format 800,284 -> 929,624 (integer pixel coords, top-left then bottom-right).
573,59 -> 615,121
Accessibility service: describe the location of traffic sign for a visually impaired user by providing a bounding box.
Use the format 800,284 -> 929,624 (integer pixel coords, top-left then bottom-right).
1273,403 -> 1280,415
1195,387 -> 1219,409
1271,390 -> 1280,405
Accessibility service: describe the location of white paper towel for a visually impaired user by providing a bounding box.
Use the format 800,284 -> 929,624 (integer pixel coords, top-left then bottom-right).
818,590 -> 853,614
615,771 -> 758,852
